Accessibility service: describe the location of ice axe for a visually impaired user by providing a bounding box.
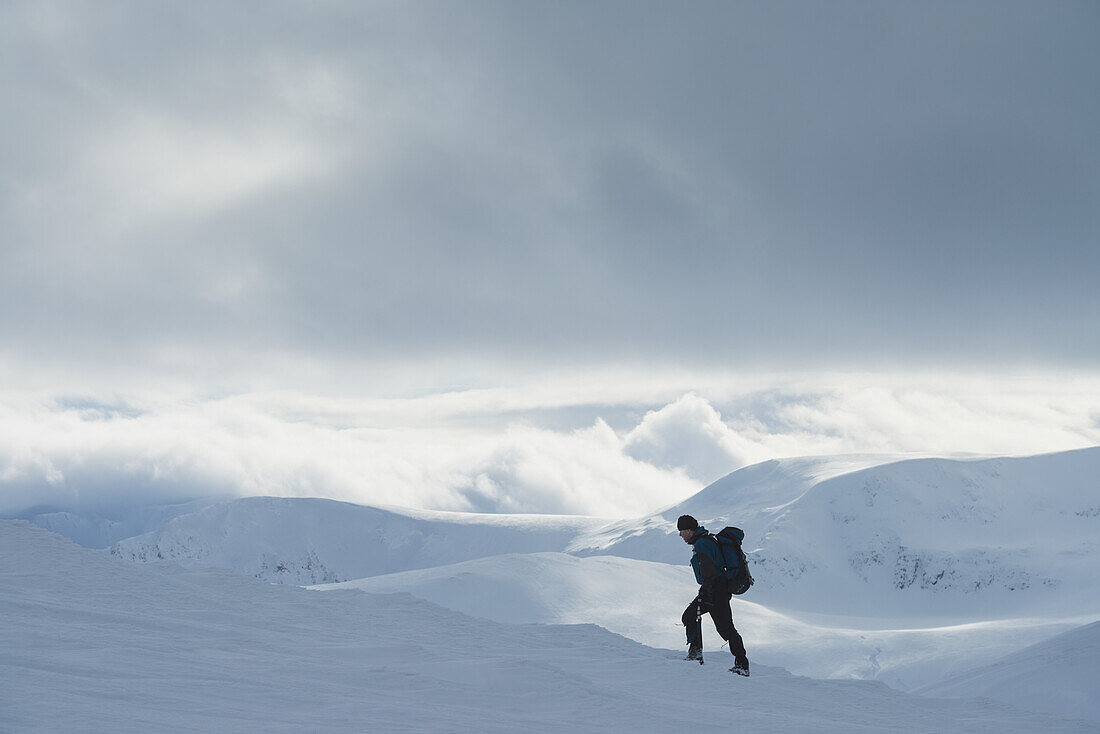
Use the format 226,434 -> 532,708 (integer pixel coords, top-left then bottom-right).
685,600 -> 704,664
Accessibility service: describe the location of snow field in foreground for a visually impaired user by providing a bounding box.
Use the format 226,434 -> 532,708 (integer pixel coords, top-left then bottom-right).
312,551 -> 1093,691
3,520 -> 1098,734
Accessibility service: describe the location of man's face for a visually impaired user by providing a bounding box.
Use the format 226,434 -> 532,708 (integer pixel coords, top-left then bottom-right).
679,528 -> 694,543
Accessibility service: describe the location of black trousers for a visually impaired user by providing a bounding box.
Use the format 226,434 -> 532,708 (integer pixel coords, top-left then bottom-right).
683,588 -> 747,658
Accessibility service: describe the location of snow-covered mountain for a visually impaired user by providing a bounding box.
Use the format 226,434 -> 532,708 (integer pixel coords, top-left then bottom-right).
919,619 -> 1100,723
575,448 -> 1100,617
5,519 -> 1096,733
107,449 -> 1100,617
89,447 -> 1100,715
110,496 -> 606,584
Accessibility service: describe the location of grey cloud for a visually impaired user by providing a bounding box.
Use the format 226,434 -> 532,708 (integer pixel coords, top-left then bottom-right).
2,0 -> 1098,390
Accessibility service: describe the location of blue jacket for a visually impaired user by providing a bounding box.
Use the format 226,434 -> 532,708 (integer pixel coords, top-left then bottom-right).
689,526 -> 730,586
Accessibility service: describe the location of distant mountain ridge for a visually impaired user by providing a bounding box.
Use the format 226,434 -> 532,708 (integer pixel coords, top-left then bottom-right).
110,496 -> 606,585
4,497 -> 226,549
107,448 -> 1100,619
574,447 -> 1100,616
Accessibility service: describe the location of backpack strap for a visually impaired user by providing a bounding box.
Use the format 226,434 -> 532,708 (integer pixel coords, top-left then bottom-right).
709,533 -> 731,573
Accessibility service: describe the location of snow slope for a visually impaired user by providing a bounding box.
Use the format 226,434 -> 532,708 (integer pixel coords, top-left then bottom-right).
315,552 -> 699,648
110,496 -> 607,584
313,552 -> 1090,692
566,454 -> 909,563
920,619 -> 1100,723
4,520 -> 1097,734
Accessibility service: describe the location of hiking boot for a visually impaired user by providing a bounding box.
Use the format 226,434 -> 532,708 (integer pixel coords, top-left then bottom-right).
685,647 -> 704,663
731,656 -> 750,677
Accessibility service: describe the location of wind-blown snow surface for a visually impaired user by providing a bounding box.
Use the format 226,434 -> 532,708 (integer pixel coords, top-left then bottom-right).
315,552 -> 700,647
4,520 -> 1098,734
311,551 -> 1091,692
920,620 -> 1100,723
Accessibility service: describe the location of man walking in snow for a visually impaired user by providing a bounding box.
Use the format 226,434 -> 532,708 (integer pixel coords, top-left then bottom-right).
678,514 -> 750,676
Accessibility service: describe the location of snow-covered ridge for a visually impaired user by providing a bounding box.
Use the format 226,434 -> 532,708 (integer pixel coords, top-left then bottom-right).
575,447 -> 1100,616
107,448 -> 1100,619
110,496 -> 607,585
4,497 -> 225,549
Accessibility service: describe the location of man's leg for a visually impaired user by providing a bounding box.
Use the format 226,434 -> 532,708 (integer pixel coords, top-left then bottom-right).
708,593 -> 747,659
682,600 -> 703,659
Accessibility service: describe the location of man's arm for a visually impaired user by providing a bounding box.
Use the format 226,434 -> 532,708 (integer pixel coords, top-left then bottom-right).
695,537 -> 721,602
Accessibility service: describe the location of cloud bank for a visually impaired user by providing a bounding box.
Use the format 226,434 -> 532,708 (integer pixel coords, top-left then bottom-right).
3,373 -> 1098,519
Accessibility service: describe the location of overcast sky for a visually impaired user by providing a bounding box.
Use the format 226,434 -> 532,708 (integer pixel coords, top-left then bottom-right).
3,0 -> 1098,393
2,2 -> 1098,516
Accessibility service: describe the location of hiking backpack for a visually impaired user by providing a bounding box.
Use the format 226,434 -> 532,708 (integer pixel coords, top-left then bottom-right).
710,526 -> 754,595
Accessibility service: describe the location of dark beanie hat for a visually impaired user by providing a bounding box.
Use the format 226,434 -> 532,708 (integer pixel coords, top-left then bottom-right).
676,514 -> 698,531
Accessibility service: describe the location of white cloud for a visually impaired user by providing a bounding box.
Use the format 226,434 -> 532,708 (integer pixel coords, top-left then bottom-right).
1,373 -> 1098,520
730,374 -> 1100,459
0,392 -> 699,518
458,421 -> 698,516
623,393 -> 763,483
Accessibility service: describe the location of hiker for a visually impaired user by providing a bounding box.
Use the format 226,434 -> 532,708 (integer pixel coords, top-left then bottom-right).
678,514 -> 750,676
